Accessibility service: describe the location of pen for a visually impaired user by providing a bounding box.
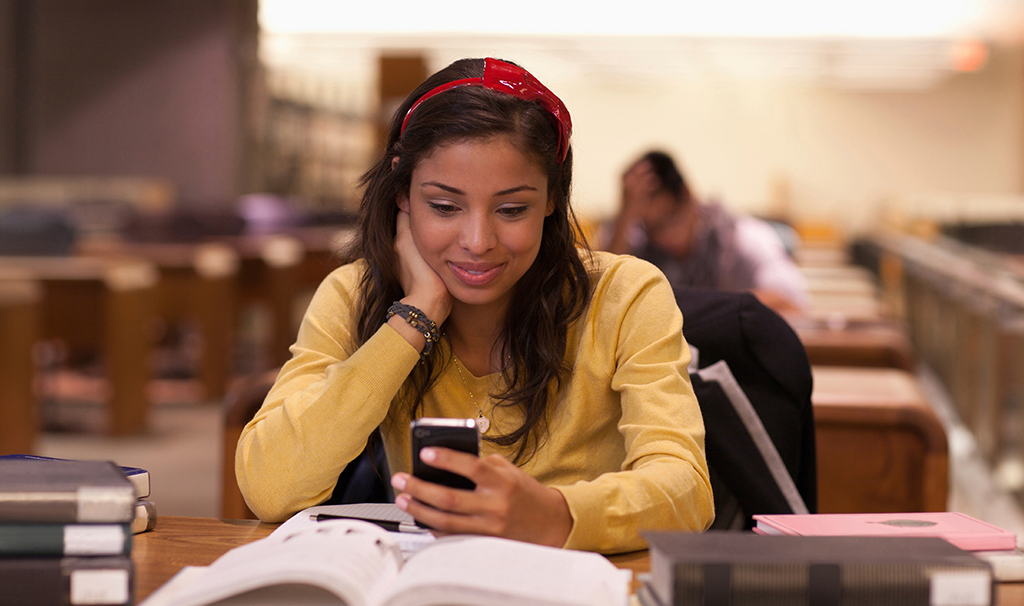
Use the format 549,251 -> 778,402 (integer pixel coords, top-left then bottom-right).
312,513 -> 430,534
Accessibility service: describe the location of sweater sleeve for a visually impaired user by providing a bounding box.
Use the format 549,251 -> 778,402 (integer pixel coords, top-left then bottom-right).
235,265 -> 419,522
554,254 -> 715,552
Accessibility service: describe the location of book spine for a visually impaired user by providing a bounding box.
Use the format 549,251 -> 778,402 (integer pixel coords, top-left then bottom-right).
0,555 -> 133,605
0,493 -> 79,522
672,562 -> 992,606
131,500 -> 157,535
0,455 -> 150,500
0,487 -> 136,523
124,469 -> 151,499
0,523 -> 131,556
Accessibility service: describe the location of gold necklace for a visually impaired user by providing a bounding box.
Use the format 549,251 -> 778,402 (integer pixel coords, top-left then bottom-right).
453,358 -> 493,434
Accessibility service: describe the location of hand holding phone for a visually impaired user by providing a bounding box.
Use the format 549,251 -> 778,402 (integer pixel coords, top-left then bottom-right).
411,418 -> 479,490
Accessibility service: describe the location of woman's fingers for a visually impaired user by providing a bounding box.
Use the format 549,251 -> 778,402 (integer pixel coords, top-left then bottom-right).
393,209 -> 452,325
391,449 -> 571,546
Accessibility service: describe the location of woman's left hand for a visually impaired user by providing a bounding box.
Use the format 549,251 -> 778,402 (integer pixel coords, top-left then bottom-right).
391,448 -> 572,548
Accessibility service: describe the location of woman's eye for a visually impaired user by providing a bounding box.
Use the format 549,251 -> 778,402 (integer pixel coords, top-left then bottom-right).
498,206 -> 528,217
428,202 -> 458,214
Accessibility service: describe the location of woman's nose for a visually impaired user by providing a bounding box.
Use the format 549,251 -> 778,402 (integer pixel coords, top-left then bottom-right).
460,212 -> 497,255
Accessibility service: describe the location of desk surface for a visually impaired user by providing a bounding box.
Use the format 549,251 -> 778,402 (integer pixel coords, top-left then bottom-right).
136,517 -> 1023,605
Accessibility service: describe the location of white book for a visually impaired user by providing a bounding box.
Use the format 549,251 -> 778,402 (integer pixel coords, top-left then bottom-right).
140,518 -> 630,606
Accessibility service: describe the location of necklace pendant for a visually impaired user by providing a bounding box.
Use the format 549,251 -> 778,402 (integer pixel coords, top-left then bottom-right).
475,415 -> 490,434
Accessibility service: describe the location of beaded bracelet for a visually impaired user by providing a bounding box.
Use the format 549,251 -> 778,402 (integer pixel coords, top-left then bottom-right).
386,301 -> 440,361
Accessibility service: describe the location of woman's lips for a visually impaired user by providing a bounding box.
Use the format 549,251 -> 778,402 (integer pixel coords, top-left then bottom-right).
449,262 -> 502,286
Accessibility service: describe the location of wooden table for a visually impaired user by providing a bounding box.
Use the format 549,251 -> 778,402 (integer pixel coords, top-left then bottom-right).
79,239 -> 241,400
135,517 -> 1024,604
0,256 -> 160,435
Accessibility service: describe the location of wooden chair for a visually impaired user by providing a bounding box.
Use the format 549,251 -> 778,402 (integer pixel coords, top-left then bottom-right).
0,277 -> 41,454
221,370 -> 279,519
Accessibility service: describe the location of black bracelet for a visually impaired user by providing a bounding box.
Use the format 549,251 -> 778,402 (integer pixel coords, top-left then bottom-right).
386,301 -> 439,361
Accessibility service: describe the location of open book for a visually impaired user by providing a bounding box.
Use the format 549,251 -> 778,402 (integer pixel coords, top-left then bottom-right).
141,519 -> 630,606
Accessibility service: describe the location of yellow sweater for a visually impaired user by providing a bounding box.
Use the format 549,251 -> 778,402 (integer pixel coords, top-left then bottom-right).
236,251 -> 714,553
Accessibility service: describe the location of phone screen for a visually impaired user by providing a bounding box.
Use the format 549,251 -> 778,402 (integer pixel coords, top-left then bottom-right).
410,418 -> 479,490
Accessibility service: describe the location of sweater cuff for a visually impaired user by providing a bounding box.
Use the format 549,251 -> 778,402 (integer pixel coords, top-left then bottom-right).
552,483 -> 609,552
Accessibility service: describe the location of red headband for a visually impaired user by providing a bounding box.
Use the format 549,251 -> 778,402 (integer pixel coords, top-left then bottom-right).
400,58 -> 572,163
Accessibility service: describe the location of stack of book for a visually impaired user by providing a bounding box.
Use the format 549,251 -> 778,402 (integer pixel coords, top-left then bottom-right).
1,454 -> 157,535
640,531 -> 996,606
639,511 -> 1021,606
753,511 -> 1023,581
0,457 -> 140,605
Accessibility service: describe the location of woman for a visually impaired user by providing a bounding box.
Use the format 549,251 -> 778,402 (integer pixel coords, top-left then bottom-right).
236,58 -> 714,554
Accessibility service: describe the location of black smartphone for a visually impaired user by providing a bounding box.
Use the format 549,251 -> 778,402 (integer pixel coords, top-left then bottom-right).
410,418 -> 479,490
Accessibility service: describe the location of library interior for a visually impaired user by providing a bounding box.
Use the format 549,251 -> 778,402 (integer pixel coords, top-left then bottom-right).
3,1 -> 1024,604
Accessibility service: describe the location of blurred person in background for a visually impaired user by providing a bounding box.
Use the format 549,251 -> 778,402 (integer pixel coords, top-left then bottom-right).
603,150 -> 808,314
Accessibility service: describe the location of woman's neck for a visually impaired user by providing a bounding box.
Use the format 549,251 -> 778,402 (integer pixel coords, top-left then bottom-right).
446,300 -> 507,377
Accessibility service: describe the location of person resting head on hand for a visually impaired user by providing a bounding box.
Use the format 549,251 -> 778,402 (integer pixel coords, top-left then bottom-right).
235,57 -> 714,554
606,150 -> 809,315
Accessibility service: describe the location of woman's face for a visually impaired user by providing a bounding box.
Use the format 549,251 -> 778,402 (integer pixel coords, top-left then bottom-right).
398,136 -> 552,314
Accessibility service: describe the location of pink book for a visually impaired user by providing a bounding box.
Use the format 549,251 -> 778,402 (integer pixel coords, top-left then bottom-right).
752,511 -> 1017,551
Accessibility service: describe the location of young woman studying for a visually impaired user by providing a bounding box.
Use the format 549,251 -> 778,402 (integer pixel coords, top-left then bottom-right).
235,57 -> 714,554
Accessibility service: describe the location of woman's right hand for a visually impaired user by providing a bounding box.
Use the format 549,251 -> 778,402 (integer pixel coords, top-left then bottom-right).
394,208 -> 452,328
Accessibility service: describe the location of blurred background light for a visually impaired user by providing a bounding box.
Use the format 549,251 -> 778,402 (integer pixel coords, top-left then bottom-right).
259,0 -> 1011,39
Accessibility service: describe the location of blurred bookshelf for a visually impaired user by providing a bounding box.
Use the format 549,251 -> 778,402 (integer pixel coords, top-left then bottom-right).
251,68 -> 378,215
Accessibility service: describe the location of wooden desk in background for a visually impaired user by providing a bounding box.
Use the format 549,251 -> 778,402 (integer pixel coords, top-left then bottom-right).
791,317 -> 916,371
0,278 -> 41,454
222,230 -> 347,370
78,240 -> 240,400
812,366 -> 948,514
804,291 -> 891,323
135,517 -> 1024,604
0,256 -> 160,435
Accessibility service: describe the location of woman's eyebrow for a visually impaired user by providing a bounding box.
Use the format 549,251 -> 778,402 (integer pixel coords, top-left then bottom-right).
495,185 -> 538,196
419,181 -> 539,197
420,181 -> 463,195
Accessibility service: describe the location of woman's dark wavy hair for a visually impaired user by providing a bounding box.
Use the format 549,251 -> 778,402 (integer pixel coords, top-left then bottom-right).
341,58 -> 593,463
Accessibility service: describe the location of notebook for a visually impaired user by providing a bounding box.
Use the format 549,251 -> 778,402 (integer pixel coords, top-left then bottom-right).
753,511 -> 1017,551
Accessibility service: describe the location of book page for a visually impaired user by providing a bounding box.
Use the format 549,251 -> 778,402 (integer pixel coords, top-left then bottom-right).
275,504 -> 436,556
169,520 -> 404,606
380,535 -> 630,606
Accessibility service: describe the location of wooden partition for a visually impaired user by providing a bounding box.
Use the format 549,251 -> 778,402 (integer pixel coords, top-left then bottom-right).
812,366 -> 948,513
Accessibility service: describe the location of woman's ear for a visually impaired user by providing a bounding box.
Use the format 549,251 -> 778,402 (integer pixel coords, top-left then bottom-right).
545,194 -> 556,217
